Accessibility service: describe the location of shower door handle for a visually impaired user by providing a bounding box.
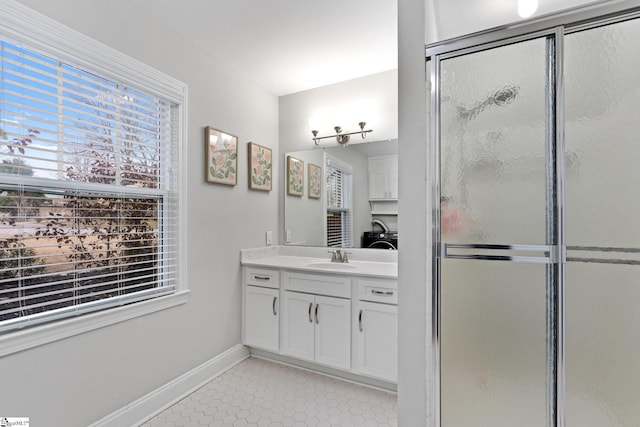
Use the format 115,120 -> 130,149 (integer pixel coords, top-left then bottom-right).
442,243 -> 557,264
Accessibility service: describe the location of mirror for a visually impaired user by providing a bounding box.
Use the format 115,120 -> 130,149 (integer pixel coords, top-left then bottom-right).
284,139 -> 398,248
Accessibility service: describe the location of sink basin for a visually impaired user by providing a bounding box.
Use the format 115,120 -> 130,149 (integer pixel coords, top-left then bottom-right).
306,262 -> 356,270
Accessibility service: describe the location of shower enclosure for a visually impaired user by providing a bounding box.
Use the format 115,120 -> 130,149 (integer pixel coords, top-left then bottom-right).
429,3 -> 640,427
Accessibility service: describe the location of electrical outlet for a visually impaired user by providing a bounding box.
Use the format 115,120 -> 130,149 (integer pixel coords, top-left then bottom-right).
286,229 -> 292,243
265,230 -> 272,246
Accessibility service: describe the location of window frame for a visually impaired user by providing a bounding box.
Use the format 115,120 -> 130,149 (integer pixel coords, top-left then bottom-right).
0,1 -> 188,357
324,153 -> 353,248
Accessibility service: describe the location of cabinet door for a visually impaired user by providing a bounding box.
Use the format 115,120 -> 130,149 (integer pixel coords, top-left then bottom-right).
282,291 -> 315,362
244,286 -> 280,352
314,295 -> 351,370
368,156 -> 398,200
369,168 -> 388,199
387,162 -> 398,199
356,301 -> 397,382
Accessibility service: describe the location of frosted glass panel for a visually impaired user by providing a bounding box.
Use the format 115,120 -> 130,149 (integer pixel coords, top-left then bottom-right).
441,259 -> 547,427
439,36 -> 551,426
565,18 -> 640,248
565,17 -> 640,427
440,38 -> 548,245
566,263 -> 640,427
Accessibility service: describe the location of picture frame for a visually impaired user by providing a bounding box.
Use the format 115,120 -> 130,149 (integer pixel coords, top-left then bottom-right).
286,155 -> 304,197
308,163 -> 322,199
248,142 -> 272,191
205,126 -> 238,186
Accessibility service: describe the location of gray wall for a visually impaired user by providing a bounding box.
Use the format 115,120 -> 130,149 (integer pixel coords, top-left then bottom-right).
398,0 -> 430,425
3,1 -> 279,425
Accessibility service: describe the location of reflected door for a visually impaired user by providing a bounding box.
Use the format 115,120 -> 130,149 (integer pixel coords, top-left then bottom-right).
438,34 -> 557,427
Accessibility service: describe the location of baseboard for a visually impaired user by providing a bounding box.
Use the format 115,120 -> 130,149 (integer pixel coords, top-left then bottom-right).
90,344 -> 250,427
249,348 -> 397,393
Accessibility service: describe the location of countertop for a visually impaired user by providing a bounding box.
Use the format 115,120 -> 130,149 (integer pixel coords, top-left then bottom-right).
241,247 -> 397,279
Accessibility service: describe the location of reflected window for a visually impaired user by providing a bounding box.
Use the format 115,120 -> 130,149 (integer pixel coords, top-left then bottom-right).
325,155 -> 353,247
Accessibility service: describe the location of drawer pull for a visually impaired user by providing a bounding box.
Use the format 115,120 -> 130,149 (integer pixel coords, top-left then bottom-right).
254,275 -> 271,281
371,289 -> 394,296
308,302 -> 313,323
358,309 -> 363,332
272,296 -> 277,316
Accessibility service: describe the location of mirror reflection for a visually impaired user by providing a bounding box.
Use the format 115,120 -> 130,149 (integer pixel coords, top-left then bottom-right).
284,139 -> 398,249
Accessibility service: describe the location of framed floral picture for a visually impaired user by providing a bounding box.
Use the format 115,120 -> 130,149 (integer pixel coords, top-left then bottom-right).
248,142 -> 272,191
286,155 -> 304,196
205,126 -> 237,186
308,163 -> 321,199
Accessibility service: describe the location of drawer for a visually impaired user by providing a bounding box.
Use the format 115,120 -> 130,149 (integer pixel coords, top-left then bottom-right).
283,271 -> 351,298
245,267 -> 279,289
358,279 -> 397,305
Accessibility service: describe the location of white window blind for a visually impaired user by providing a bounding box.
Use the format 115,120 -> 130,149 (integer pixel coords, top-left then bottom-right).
325,156 -> 353,248
0,39 -> 180,333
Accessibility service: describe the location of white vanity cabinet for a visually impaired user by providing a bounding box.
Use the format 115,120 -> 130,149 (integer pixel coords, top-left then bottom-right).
368,155 -> 398,200
242,268 -> 280,352
240,254 -> 398,386
354,278 -> 398,382
282,271 -> 351,370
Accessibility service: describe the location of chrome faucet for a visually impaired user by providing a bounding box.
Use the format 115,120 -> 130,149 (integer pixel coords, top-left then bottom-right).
329,249 -> 351,263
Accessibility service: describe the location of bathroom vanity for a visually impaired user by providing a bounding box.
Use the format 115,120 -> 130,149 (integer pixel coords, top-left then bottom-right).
241,246 -> 398,387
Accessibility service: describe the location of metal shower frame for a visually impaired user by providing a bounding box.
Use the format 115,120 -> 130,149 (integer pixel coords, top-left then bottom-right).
427,2 -> 640,426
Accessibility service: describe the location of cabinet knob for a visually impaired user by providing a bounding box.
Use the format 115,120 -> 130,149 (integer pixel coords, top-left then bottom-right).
272,296 -> 277,316
358,309 -> 363,332
308,302 -> 313,323
315,303 -> 319,324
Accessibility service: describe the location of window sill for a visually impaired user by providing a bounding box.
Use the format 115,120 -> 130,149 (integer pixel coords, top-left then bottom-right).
0,290 -> 190,358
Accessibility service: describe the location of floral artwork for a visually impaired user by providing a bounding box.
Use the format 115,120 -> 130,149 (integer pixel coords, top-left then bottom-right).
308,163 -> 321,199
248,142 -> 272,191
286,156 -> 304,196
205,126 -> 238,186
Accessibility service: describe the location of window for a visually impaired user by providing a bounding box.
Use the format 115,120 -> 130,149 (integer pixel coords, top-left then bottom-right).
325,155 -> 353,248
0,6 -> 185,338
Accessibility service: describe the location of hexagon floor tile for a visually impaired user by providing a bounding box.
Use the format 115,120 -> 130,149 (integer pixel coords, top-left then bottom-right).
141,357 -> 397,427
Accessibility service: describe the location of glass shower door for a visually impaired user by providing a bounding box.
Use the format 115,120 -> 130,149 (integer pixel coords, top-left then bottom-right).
564,16 -> 640,427
438,35 -> 556,427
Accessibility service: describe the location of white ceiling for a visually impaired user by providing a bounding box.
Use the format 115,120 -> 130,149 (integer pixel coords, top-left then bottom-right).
130,0 -> 602,97
133,0 -> 398,96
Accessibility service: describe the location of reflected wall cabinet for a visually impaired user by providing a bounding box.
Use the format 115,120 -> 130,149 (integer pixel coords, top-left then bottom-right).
368,155 -> 398,200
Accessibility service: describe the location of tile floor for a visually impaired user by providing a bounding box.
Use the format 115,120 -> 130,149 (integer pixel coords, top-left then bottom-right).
141,356 -> 397,427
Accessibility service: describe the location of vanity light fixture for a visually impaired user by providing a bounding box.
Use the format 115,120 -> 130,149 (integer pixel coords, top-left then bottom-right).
311,122 -> 373,146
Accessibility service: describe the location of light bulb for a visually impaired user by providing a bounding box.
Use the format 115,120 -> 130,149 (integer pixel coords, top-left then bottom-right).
518,0 -> 538,18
